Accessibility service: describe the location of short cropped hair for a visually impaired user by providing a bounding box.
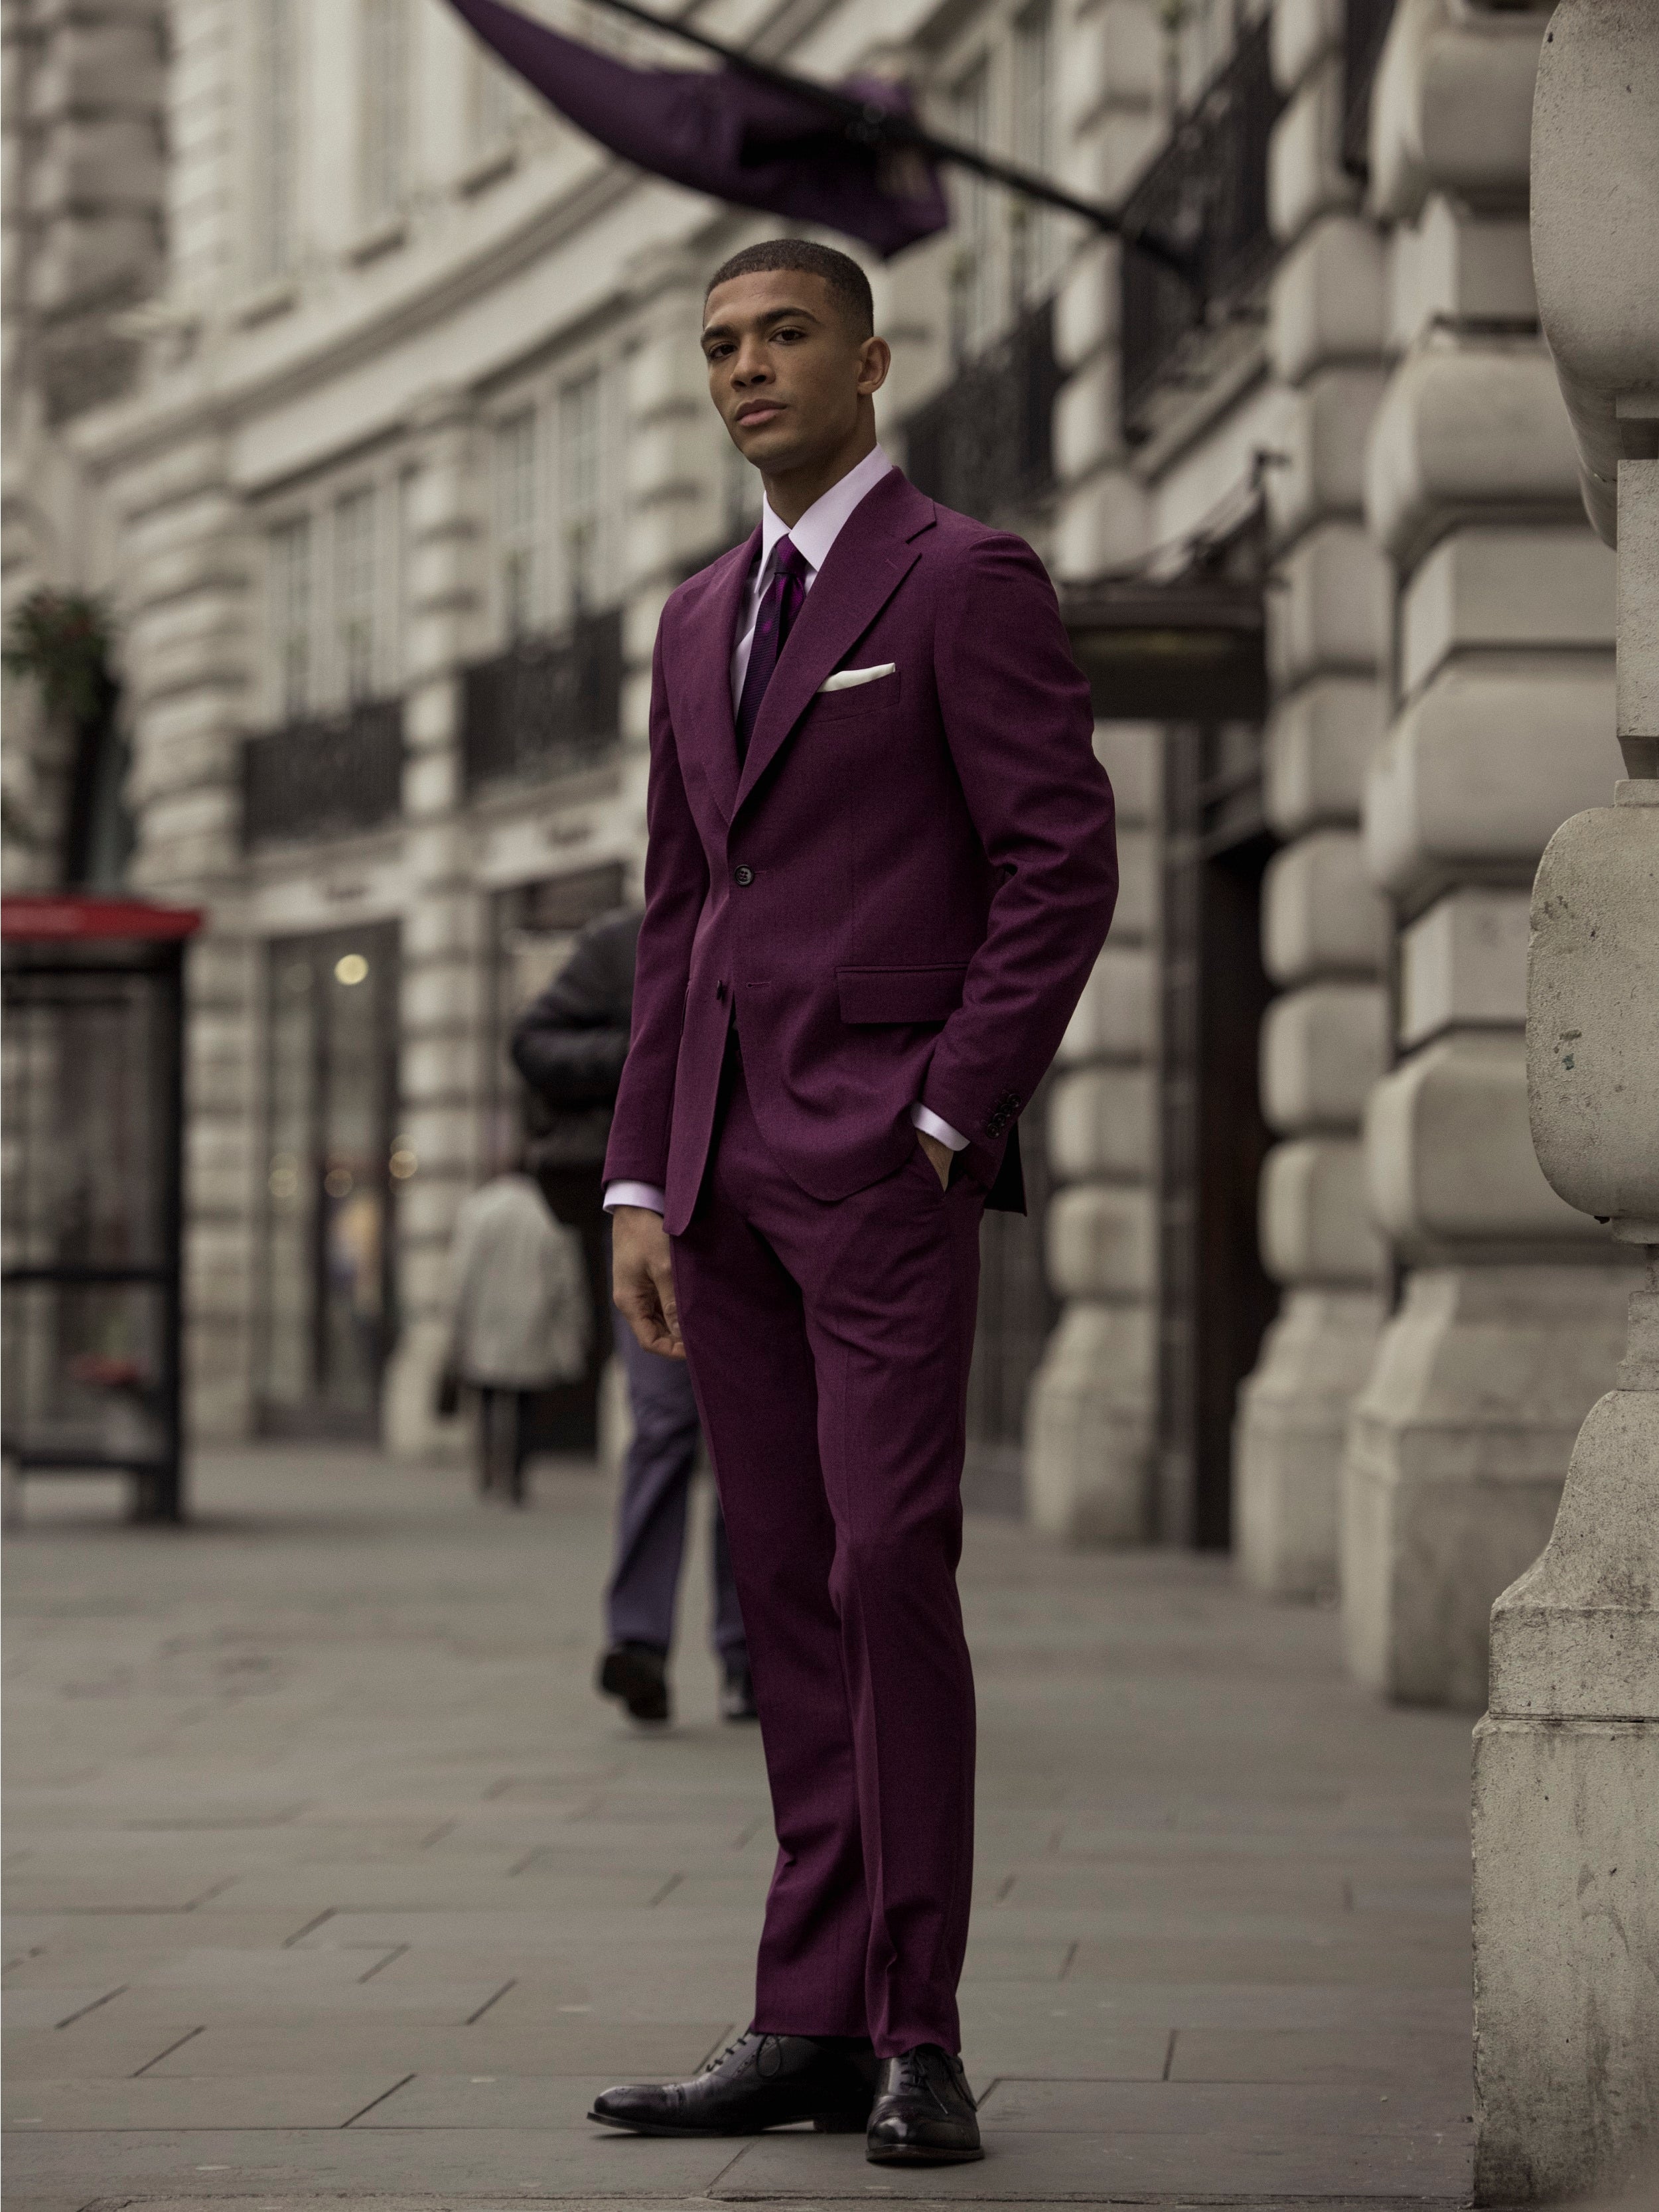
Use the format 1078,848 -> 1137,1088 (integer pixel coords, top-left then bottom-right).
704,239 -> 875,338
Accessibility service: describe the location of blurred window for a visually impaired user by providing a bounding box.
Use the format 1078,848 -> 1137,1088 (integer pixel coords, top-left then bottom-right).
495,407 -> 541,639
950,60 -> 993,360
334,488 -> 377,701
251,0 -> 300,280
362,0 -> 412,223
269,516 -> 313,719
1013,2 -> 1056,307
393,466 -> 419,684
559,370 -> 602,615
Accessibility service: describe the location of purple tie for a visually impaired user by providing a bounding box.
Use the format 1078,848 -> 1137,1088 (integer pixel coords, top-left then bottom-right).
736,535 -> 810,764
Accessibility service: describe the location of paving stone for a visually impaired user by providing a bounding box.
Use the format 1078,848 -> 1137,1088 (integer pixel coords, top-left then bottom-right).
137,2019 -> 737,2081
3,2071 -> 413,2130
1064,1933 -> 1470,1988
3,2022 -> 207,2081
1,2126 -> 745,2196
1170,2026 -> 1474,2090
721,2081 -> 1472,2196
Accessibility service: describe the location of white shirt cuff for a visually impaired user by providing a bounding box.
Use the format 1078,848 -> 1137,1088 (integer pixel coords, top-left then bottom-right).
911,1103 -> 968,1152
604,1181 -> 666,1214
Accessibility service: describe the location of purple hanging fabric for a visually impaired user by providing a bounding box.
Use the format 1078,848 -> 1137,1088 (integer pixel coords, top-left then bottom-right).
445,0 -> 950,259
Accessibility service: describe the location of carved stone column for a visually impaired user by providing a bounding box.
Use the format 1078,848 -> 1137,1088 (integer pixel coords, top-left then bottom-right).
1024,1 -> 1163,1541
381,388 -> 484,1457
106,431 -> 257,1440
1472,5 -> 1659,2195
1336,0 -> 1633,1707
1235,0 -> 1392,1598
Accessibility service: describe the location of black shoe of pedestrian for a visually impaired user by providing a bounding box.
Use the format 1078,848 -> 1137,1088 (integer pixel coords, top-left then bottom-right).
589,2029 -> 876,2136
597,1642 -> 670,1724
720,1657 -> 759,1722
865,2044 -> 983,2164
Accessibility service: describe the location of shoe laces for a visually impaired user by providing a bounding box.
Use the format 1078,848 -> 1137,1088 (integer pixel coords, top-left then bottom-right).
701,2028 -> 781,2080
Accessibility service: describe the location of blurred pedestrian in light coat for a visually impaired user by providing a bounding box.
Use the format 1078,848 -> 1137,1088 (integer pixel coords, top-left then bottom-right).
512,906 -> 755,1726
446,1167 -> 590,1503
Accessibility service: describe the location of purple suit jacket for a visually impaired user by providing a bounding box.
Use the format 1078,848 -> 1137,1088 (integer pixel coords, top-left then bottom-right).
604,468 -> 1118,1238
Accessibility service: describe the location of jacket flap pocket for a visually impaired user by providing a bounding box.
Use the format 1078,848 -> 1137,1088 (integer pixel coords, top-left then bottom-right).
837,963 -> 968,1025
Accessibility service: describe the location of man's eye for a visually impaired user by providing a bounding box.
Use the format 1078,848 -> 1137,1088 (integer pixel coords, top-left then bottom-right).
773,327 -> 804,342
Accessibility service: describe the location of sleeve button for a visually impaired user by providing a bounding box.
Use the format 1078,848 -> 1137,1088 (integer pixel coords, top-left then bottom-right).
733,865 -> 755,886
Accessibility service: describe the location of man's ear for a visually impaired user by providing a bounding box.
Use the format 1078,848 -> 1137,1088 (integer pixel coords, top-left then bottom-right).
857,336 -> 892,397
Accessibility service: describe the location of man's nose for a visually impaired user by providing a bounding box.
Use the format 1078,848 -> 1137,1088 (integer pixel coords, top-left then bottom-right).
731,344 -> 772,386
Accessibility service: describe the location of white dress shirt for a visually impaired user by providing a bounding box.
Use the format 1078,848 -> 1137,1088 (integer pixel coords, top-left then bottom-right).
605,445 -> 965,1218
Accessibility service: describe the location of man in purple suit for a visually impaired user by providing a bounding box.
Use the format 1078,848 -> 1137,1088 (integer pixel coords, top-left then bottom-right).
589,240 -> 1117,2164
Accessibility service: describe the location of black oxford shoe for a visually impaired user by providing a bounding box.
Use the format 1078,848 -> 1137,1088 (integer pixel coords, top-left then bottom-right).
865,2043 -> 983,2164
589,2030 -> 876,2136
597,1641 -> 670,1724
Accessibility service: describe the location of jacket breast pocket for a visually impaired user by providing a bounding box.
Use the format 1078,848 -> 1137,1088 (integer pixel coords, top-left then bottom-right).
837,963 -> 968,1026
809,667 -> 901,725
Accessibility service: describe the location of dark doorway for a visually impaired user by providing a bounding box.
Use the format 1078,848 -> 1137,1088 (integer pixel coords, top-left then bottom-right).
964,1070 -> 1060,1515
1157,724 -> 1279,1547
257,921 -> 400,1440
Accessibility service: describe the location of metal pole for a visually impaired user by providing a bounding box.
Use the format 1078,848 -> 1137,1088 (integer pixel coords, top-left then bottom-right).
573,0 -> 1195,282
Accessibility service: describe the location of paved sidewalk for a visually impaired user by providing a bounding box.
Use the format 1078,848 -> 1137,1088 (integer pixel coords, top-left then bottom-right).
5,1446 -> 1476,2210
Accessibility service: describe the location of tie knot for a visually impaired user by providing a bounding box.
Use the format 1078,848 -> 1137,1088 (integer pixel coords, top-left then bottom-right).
773,536 -> 809,585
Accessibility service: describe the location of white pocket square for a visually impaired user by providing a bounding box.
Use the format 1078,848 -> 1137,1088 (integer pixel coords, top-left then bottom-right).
818,662 -> 896,693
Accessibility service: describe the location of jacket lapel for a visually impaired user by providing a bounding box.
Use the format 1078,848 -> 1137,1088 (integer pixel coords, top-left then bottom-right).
679,529 -> 758,825
733,473 -> 932,816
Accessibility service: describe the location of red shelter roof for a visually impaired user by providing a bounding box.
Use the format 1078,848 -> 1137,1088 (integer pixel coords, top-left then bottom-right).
1,895 -> 204,942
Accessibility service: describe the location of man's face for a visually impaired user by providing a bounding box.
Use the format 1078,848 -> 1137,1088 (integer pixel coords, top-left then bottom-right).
701,269 -> 888,474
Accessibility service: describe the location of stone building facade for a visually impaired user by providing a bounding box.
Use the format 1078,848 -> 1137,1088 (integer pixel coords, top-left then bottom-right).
5,0 -> 1644,1716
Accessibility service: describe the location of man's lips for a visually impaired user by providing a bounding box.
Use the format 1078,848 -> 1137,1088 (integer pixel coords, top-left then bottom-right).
735,402 -> 784,426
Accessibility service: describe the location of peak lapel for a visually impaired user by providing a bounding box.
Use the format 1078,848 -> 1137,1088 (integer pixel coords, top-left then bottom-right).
680,529 -> 758,825
733,476 -> 929,814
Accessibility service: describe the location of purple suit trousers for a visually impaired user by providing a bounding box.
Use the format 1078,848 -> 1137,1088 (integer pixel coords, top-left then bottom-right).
674,1048 -> 985,2054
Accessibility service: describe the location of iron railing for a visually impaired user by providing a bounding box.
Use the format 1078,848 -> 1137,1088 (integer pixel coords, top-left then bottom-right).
903,297 -> 1062,524
242,697 -> 403,848
1119,16 -> 1285,439
1342,0 -> 1399,176
461,607 -> 624,794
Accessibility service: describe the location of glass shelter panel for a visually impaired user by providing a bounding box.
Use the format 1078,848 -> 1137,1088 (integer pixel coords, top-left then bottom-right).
1,922 -> 189,1518
257,922 -> 399,1438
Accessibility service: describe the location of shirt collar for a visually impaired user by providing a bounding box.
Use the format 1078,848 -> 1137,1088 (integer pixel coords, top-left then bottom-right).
758,443 -> 893,580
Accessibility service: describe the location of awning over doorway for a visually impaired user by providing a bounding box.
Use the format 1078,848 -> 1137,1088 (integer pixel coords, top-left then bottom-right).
1062,573 -> 1266,725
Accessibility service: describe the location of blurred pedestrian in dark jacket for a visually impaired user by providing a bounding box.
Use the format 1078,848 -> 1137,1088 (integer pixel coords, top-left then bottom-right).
512,907 -> 754,1725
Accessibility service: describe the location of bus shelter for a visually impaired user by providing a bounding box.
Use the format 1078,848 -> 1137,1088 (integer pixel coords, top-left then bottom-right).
2,895 -> 200,1521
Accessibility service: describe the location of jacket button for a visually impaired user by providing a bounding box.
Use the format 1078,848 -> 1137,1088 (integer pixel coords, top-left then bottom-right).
733,865 -> 754,886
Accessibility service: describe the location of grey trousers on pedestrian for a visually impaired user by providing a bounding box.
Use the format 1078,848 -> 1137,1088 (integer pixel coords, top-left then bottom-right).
607,1308 -> 748,1666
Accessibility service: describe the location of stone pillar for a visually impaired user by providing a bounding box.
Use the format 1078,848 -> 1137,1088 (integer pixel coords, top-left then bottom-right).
1026,724 -> 1161,1541
1023,0 -> 1163,1541
381,388 -> 485,1458
1472,6 -> 1659,2196
1336,0 -> 1634,1708
1235,0 -> 1393,1599
109,431 -> 257,1442
621,242 -> 729,743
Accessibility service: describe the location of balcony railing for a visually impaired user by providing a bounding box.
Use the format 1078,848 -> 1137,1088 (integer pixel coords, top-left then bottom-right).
902,297 -> 1062,525
1342,0 -> 1399,176
461,607 -> 624,794
1119,16 -> 1285,440
242,697 -> 403,849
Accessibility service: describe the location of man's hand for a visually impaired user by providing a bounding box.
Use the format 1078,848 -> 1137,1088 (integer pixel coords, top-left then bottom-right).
918,1130 -> 953,1192
613,1206 -> 685,1359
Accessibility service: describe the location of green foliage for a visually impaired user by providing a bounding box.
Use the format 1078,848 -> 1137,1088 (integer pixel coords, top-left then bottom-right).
2,588 -> 115,725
